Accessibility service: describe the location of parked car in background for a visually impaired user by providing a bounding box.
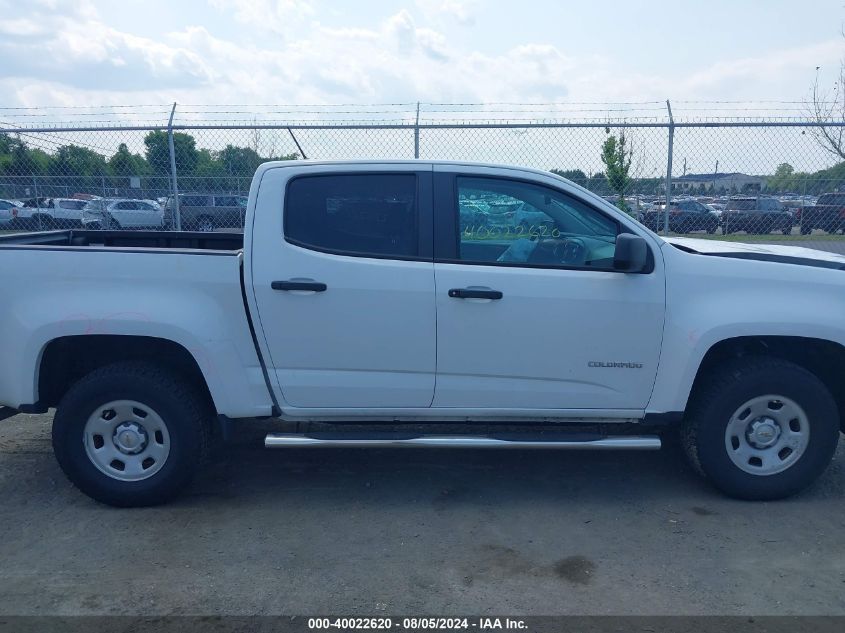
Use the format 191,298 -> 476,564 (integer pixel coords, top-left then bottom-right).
82,198 -> 165,230
0,199 -> 21,227
798,193 -> 845,235
706,202 -> 725,216
164,194 -> 247,232
722,197 -> 793,235
13,197 -> 52,230
9,197 -> 89,230
641,199 -> 720,234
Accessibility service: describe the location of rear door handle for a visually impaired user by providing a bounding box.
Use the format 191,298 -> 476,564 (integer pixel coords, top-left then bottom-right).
272,280 -> 327,292
448,288 -> 503,300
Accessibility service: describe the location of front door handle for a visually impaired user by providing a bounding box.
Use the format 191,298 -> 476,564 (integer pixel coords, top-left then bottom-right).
272,280 -> 327,292
448,288 -> 503,300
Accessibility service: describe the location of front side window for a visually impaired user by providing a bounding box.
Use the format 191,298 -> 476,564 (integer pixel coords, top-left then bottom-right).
456,177 -> 619,268
285,174 -> 418,258
59,200 -> 86,210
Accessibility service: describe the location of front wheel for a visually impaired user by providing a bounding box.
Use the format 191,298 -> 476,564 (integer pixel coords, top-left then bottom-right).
681,357 -> 840,500
52,361 -> 211,507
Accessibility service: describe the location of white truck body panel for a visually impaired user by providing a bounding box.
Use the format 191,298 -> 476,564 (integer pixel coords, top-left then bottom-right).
649,240 -> 845,413
0,247 -> 273,418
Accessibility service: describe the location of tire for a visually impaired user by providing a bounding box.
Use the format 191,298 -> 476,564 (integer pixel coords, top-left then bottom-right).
800,223 -> 812,236
706,223 -> 717,235
197,216 -> 215,232
681,357 -> 840,500
52,361 -> 211,507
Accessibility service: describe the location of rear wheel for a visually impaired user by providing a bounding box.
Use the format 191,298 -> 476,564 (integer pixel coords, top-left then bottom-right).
681,357 -> 839,500
52,361 -> 211,507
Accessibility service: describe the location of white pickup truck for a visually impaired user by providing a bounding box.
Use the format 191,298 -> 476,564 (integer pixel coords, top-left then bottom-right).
1,160 -> 844,507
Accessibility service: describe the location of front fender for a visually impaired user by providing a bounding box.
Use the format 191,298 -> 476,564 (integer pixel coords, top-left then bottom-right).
647,246 -> 845,414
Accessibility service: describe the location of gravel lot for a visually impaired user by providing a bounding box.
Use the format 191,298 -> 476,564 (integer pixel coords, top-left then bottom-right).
1,412 -> 845,616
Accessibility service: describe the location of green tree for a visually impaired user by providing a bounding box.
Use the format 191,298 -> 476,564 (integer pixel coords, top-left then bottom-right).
108,143 -> 148,178
768,163 -> 795,192
48,144 -> 109,192
218,144 -> 264,178
143,130 -> 198,176
600,132 -> 633,208
0,136 -> 50,177
550,169 -> 589,188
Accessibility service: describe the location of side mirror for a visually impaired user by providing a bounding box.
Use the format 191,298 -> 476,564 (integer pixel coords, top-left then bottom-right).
613,233 -> 649,273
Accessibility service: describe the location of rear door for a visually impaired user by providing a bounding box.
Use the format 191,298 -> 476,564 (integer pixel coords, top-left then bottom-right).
431,166 -> 665,412
250,165 -> 436,409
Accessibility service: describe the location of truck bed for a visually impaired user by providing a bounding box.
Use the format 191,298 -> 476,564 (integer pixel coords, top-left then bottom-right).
0,229 -> 244,252
0,229 -> 273,418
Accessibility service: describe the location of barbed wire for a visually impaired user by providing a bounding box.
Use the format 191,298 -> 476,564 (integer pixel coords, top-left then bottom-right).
0,102 -> 842,133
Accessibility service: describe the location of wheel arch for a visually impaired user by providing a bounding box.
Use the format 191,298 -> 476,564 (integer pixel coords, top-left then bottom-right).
688,336 -> 845,433
37,335 -> 214,412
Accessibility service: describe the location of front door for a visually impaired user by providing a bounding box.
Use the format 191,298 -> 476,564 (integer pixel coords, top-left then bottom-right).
432,166 -> 665,412
250,166 -> 436,409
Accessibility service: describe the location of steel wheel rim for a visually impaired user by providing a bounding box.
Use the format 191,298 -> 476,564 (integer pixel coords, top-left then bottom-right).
83,400 -> 171,482
724,395 -> 810,476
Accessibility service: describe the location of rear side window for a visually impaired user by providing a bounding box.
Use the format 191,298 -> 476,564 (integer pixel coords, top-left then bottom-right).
285,174 -> 418,258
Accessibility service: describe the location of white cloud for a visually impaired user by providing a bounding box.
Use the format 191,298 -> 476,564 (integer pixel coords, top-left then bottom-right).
0,0 -> 839,121
208,0 -> 314,34
415,0 -> 477,25
0,1 -> 213,94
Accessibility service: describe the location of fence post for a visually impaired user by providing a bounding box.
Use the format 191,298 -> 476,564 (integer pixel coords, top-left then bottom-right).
664,99 -> 674,234
167,102 -> 182,231
32,176 -> 42,231
414,102 -> 420,159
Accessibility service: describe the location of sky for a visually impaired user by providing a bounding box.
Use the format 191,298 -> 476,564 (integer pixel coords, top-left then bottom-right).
0,0 -> 843,116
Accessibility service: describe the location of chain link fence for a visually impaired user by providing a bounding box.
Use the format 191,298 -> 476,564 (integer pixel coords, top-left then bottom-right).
1,102 -> 844,252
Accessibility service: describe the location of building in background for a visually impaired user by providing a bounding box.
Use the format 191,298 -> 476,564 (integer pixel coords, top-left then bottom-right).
675,172 -> 767,193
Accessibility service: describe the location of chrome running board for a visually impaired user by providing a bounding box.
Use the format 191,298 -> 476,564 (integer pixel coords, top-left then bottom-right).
264,433 -> 661,450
